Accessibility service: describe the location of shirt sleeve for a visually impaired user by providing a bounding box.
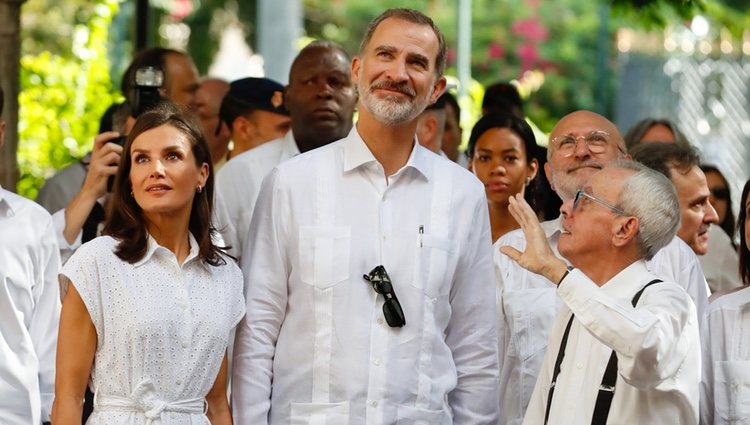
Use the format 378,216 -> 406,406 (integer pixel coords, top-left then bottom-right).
59,241 -> 105,339
29,214 -> 62,421
51,208 -> 82,265
699,307 -> 716,425
445,191 -> 500,424
232,168 -> 290,425
213,177 -> 241,261
227,262 -> 246,329
557,269 -> 696,389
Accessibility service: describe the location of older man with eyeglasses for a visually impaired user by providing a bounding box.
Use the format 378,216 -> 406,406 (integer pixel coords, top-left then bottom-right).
492,110 -> 708,424
501,161 -> 700,424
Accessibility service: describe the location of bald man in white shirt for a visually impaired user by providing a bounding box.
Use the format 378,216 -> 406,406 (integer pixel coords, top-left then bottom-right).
232,8 -> 499,424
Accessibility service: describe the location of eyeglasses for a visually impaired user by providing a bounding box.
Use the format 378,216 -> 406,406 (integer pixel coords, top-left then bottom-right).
363,265 -> 406,328
551,131 -> 624,157
573,190 -> 628,216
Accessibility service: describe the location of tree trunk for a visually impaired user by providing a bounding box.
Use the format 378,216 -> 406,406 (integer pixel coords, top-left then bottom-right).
0,0 -> 25,192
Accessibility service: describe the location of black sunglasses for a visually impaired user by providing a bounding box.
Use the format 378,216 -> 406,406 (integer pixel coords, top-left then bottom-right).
363,265 -> 406,328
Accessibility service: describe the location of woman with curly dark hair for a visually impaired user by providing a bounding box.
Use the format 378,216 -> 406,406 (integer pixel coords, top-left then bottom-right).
53,103 -> 244,425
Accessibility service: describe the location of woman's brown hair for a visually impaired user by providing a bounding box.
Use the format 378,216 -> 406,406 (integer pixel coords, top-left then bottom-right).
103,102 -> 227,266
739,179 -> 750,287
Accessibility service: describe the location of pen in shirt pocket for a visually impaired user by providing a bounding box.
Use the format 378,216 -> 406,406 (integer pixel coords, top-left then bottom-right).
419,225 -> 424,248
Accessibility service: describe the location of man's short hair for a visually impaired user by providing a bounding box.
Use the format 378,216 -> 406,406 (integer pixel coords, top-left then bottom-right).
613,160 -> 681,260
624,118 -> 690,150
630,142 -> 701,180
359,8 -> 446,77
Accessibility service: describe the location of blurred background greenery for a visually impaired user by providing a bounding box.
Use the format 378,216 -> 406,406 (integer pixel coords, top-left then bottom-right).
15,0 -> 750,199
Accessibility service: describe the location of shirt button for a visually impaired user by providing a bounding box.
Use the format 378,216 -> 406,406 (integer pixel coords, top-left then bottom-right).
377,318 -> 385,325
576,362 -> 584,369
371,401 -> 378,407
182,342 -> 189,349
176,380 -> 182,385
374,358 -> 382,366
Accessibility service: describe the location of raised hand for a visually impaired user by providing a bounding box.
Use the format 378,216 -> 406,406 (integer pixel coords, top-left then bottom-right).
499,194 -> 569,285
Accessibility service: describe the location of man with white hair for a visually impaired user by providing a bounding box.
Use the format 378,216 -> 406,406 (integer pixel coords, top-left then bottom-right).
502,161 -> 699,423
493,110 -> 708,424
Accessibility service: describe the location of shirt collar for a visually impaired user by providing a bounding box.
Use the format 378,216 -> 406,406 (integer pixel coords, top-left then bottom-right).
134,231 -> 201,268
0,185 -> 15,217
599,260 -> 652,299
342,125 -> 432,181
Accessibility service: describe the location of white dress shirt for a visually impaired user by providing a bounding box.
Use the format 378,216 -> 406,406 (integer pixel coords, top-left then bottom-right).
494,217 -> 709,425
215,131 -> 299,262
523,262 -> 700,425
60,234 -> 244,424
699,285 -> 750,424
0,187 -> 61,425
699,225 -> 741,293
232,127 -> 499,424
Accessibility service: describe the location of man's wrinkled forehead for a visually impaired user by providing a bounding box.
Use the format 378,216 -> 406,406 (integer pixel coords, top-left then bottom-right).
550,111 -> 623,143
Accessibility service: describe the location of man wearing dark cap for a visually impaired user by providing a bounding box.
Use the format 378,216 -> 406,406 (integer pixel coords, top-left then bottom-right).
215,41 -> 357,261
219,77 -> 291,160
415,93 -> 446,154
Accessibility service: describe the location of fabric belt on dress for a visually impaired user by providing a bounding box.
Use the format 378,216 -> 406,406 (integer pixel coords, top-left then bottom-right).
94,378 -> 207,425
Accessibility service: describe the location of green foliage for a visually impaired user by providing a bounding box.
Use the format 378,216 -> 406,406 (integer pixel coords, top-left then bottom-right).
17,0 -> 120,199
612,0 -> 705,28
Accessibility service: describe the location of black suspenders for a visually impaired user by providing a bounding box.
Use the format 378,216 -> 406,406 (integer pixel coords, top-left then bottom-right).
543,278 -> 662,425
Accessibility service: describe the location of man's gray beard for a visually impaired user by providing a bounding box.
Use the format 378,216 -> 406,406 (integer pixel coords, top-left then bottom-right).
359,84 -> 431,126
550,171 -> 577,202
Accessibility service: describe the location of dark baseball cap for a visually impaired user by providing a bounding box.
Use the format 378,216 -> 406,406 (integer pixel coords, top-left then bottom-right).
218,77 -> 289,132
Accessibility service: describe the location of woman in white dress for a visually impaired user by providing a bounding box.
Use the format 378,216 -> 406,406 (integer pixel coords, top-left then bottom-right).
700,178 -> 750,424
52,104 -> 244,424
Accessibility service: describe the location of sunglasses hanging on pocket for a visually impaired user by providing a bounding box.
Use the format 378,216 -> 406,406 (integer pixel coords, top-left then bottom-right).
363,265 -> 406,328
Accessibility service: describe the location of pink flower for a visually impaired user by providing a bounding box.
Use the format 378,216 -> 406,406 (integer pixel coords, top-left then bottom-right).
517,43 -> 539,71
488,42 -> 505,59
511,19 -> 548,43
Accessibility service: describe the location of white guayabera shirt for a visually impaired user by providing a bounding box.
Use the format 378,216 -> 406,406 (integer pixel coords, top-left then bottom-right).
232,127 -> 500,425
494,218 -> 709,425
214,131 -> 299,263
700,285 -> 750,425
523,263 -> 699,424
0,186 -> 61,425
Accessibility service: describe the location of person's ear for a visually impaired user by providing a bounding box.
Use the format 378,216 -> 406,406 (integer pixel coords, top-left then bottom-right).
612,216 -> 639,248
528,158 -> 539,181
544,162 -> 554,190
429,76 -> 447,104
351,57 -> 361,86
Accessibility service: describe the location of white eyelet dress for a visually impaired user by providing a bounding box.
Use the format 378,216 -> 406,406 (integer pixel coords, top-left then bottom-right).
60,234 -> 245,425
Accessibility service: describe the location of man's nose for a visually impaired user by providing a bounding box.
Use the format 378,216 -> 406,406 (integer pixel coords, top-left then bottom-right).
385,60 -> 408,82
705,199 -> 719,224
